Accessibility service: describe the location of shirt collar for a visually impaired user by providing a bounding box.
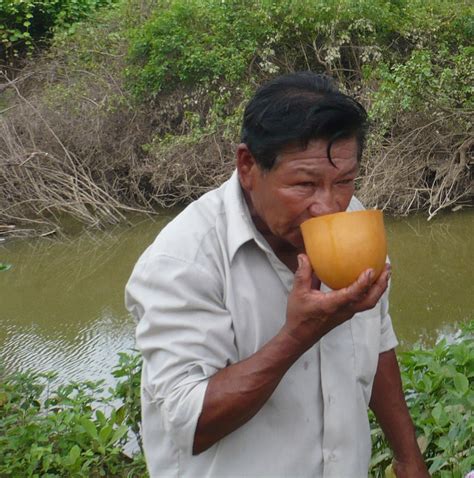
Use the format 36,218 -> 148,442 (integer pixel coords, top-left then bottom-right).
224,170 -> 263,262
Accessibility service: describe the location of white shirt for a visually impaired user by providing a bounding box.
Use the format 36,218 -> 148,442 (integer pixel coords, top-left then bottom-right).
125,171 -> 398,478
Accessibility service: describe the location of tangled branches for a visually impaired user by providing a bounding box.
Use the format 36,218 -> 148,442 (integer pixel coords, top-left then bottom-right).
0,70 -> 151,238
358,112 -> 473,219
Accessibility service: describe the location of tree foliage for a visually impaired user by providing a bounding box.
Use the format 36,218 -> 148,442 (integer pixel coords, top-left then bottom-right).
0,0 -> 118,63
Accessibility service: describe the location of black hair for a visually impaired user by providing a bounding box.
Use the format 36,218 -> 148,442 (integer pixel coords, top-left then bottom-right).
240,72 -> 369,169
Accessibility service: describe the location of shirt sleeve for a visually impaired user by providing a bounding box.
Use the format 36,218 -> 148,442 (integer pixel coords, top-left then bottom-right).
125,252 -> 237,456
379,280 -> 399,353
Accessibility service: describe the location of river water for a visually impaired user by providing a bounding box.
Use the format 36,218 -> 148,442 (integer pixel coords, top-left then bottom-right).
1,209 -> 473,387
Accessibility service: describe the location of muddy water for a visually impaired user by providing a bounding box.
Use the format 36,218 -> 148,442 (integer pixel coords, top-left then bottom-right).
1,209 -> 472,385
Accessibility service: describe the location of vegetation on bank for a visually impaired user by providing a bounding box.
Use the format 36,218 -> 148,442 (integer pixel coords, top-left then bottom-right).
0,352 -> 146,477
0,0 -> 118,63
370,321 -> 474,477
0,0 -> 472,237
1,321 -> 473,477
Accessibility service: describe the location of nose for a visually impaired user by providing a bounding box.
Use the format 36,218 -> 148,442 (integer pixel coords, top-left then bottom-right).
308,189 -> 339,217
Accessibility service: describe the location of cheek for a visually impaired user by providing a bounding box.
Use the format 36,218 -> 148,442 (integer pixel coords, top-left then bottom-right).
276,195 -> 309,223
335,185 -> 356,207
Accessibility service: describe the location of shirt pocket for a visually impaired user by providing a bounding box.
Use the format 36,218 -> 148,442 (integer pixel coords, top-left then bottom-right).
350,306 -> 382,405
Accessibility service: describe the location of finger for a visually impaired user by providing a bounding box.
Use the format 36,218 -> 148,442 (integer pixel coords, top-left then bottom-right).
292,253 -> 313,292
321,265 -> 388,312
342,268 -> 374,302
321,268 -> 373,313
354,267 -> 391,310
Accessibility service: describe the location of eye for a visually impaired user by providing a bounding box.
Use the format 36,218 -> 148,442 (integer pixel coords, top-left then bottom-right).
297,182 -> 314,188
337,178 -> 354,185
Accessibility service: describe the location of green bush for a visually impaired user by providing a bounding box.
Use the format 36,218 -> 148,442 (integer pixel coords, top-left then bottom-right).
370,320 -> 474,477
127,0 -> 473,99
0,351 -> 147,477
123,0 -> 472,215
0,0 -> 119,63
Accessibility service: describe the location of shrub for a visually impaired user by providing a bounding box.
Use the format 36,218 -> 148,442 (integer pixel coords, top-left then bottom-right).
0,1 -> 152,236
127,0 -> 473,98
0,321 -> 474,478
0,0 -> 118,63
1,322 -> 472,476
126,0 -> 473,214
370,320 -> 474,477
0,351 -> 147,477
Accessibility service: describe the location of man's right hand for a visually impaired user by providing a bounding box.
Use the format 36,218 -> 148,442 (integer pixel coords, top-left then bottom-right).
282,253 -> 391,351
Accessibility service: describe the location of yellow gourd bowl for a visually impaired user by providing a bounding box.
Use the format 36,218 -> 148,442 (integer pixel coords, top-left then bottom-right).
300,209 -> 387,290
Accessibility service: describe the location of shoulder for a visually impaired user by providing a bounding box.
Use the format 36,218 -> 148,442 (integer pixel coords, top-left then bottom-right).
136,182 -> 229,272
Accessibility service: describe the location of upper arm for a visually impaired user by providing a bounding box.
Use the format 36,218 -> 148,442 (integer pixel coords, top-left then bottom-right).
125,253 -> 237,453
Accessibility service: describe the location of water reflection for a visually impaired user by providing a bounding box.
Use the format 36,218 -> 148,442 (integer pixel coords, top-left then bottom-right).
0,208 -> 473,384
385,211 -> 473,349
0,213 -> 177,386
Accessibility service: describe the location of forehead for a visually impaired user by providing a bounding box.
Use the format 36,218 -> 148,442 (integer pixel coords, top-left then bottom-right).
273,137 -> 359,174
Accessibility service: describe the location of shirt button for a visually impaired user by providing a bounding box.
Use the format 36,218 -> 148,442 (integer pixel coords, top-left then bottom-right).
328,394 -> 335,404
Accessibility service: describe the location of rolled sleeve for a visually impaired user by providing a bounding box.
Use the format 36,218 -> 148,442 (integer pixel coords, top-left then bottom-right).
126,253 -> 237,455
379,281 -> 399,353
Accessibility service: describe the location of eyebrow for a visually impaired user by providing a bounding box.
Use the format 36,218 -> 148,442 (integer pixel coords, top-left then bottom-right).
295,164 -> 359,176
339,164 -> 359,176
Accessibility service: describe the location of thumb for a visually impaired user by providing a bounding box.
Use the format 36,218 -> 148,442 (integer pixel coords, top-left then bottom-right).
293,254 -> 312,292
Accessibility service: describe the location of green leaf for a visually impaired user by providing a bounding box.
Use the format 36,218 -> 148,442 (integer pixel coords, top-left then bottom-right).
0,263 -> 12,271
453,373 -> 469,395
429,456 -> 447,474
98,424 -> 113,445
109,424 -> 128,444
385,463 -> 396,478
95,409 -> 107,426
371,450 -> 391,467
422,375 -> 432,393
114,404 -> 126,424
417,435 -> 429,454
432,403 -> 442,423
68,444 -> 81,464
436,435 -> 451,451
80,417 -> 98,440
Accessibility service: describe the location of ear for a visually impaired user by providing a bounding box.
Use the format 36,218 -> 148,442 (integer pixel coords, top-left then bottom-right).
236,143 -> 258,192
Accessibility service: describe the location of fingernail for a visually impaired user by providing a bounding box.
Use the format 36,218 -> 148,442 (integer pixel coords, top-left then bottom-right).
297,255 -> 303,268
367,270 -> 373,281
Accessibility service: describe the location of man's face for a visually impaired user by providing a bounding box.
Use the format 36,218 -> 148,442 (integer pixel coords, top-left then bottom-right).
238,136 -> 359,250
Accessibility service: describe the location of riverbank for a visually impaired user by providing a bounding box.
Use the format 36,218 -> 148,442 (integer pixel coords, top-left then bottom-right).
1,0 -> 472,238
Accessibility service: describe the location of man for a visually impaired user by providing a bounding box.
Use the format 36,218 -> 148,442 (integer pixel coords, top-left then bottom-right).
125,72 -> 429,477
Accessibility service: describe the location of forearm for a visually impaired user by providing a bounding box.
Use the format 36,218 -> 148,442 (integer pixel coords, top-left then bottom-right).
193,329 -> 305,455
369,350 -> 427,470
193,256 -> 391,455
